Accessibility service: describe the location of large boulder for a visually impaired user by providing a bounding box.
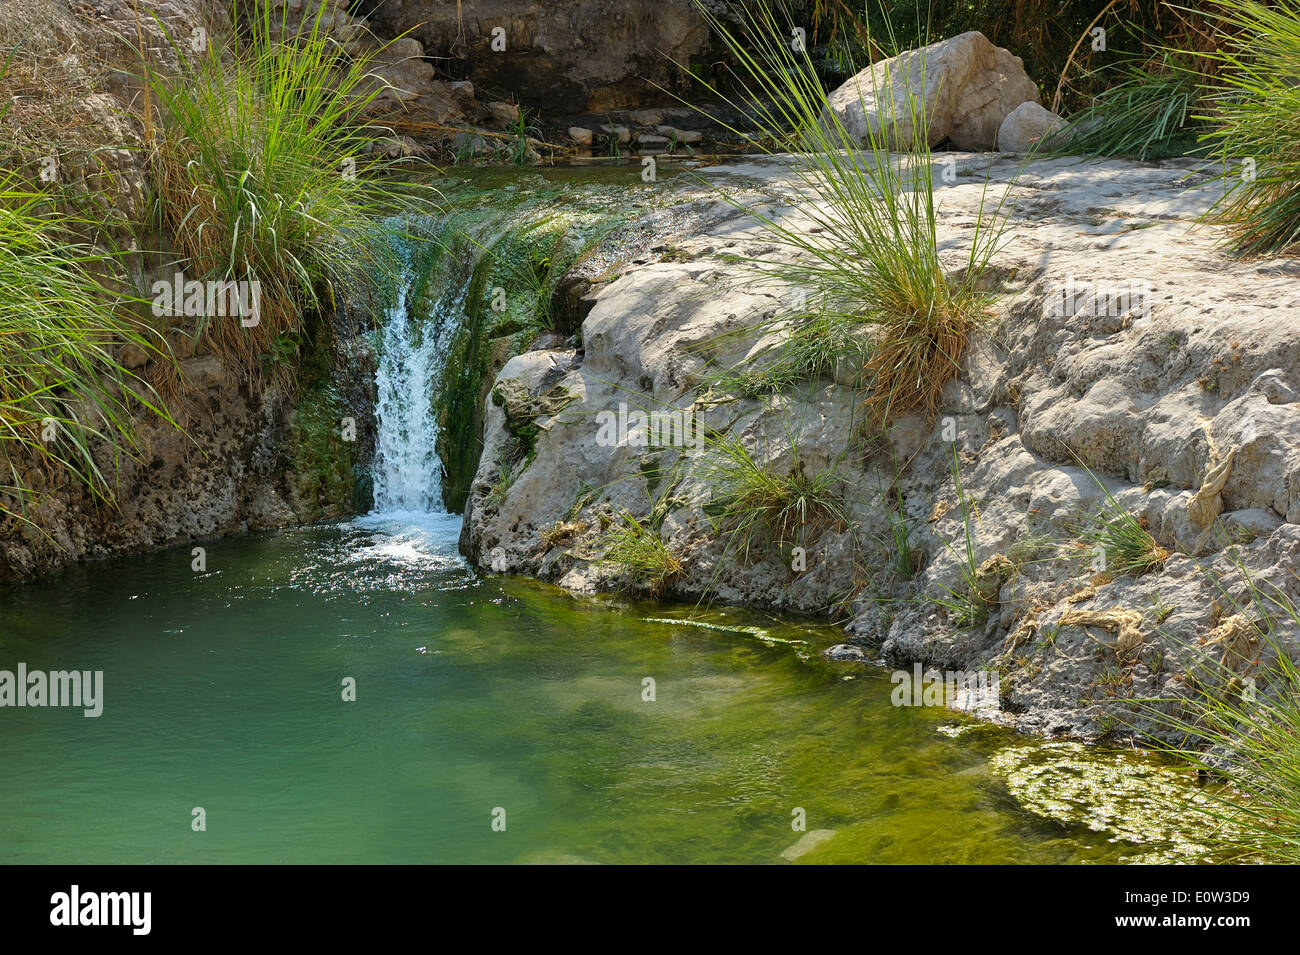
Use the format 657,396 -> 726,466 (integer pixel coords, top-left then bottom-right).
997,101 -> 1067,152
823,31 -> 1038,151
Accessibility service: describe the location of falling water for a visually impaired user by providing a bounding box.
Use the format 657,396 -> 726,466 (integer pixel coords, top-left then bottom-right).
369,269 -> 468,519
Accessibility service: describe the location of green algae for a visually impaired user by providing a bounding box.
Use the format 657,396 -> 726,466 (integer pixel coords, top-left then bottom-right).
987,741 -> 1226,863
286,319 -> 358,520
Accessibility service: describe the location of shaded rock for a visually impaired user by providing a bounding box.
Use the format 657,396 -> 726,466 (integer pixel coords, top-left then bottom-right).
568,126 -> 594,146
368,0 -> 712,113
658,125 -> 704,144
488,101 -> 521,126
627,109 -> 664,126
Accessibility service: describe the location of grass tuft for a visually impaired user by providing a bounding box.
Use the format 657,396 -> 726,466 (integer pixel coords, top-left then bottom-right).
681,1 -> 1011,423
597,510 -> 683,597
1198,0 -> 1300,256
0,178 -> 173,522
145,0 -> 434,382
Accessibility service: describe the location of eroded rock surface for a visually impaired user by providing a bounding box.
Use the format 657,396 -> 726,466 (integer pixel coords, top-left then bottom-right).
464,153 -> 1300,737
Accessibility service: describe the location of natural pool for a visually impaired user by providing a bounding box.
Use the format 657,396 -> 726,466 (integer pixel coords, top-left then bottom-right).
0,515 -> 1215,864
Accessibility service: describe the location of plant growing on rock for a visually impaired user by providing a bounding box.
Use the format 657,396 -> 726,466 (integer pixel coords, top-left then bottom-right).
145,0 -> 433,382
596,510 -> 683,598
1138,562 -> 1300,862
926,447 -> 1002,628
711,308 -> 869,398
697,430 -> 848,564
0,178 -> 173,523
682,1 -> 1013,424
1077,490 -> 1170,579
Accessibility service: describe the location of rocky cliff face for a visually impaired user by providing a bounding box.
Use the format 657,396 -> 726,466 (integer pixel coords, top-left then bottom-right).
365,0 -> 712,113
462,154 -> 1300,737
0,0 -> 378,580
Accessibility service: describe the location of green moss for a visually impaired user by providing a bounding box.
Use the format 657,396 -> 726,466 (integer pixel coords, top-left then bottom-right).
286,321 -> 357,520
400,171 -> 688,513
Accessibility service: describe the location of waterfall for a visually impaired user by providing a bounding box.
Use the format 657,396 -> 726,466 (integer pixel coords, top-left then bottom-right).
369,268 -> 467,519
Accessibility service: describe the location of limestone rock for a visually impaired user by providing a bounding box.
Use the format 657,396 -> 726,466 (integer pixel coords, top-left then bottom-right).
823,31 -> 1038,150
997,101 -> 1067,152
367,0 -> 712,112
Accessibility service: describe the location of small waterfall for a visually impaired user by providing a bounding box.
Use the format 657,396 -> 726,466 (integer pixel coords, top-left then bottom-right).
369,268 -> 467,518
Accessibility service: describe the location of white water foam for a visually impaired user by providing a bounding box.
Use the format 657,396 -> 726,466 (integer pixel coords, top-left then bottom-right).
363,266 -> 469,553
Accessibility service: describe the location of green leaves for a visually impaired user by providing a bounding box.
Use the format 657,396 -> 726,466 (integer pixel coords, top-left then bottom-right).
147,0 -> 436,377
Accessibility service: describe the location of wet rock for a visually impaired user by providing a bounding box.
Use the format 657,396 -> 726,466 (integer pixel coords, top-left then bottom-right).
823,644 -> 870,662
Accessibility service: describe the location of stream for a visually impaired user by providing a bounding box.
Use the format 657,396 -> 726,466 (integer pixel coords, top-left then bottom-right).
0,164 -> 1217,865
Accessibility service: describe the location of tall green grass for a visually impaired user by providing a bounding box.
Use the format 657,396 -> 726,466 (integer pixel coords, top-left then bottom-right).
1054,53 -> 1205,160
683,0 -> 1012,423
1198,0 -> 1300,255
146,0 -> 434,379
0,179 -> 171,523
1139,561 -> 1300,862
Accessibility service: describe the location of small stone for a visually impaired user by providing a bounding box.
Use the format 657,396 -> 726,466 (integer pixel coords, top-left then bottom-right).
823,644 -> 870,662
996,101 -> 1067,153
568,126 -> 594,146
448,80 -> 476,110
657,125 -> 703,144
487,101 -> 520,125
599,125 -> 631,145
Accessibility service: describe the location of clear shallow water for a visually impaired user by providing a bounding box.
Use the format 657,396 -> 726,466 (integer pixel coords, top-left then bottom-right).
0,516 -> 1208,864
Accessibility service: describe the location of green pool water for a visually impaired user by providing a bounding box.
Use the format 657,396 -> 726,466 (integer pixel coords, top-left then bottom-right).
0,516 -> 1212,864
